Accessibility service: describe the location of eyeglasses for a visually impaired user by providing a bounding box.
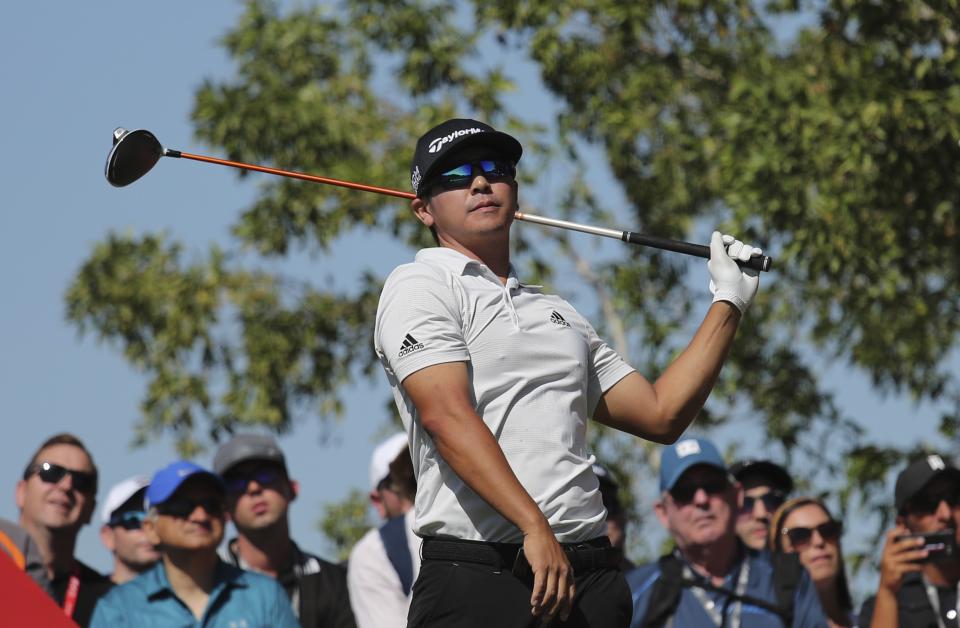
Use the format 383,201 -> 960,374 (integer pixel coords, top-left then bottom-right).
906,489 -> 960,515
156,496 -> 225,519
23,462 -> 96,494
109,511 -> 146,530
782,520 -> 843,548
669,476 -> 730,505
429,160 -> 516,192
742,491 -> 786,514
224,467 -> 283,496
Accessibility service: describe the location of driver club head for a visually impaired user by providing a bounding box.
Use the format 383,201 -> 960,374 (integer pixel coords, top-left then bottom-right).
105,128 -> 164,187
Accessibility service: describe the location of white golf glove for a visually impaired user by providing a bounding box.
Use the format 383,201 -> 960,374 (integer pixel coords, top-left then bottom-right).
707,231 -> 761,314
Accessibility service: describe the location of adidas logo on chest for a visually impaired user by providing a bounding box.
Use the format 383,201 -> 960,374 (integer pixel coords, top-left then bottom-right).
550,310 -> 571,328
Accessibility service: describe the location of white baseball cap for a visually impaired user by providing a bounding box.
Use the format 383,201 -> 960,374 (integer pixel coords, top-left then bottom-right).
100,475 -> 150,523
368,433 -> 409,491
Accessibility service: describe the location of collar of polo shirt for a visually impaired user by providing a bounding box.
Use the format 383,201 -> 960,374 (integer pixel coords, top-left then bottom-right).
414,248 -> 542,290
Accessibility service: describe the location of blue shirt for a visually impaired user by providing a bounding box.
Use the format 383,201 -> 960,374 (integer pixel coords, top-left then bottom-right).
626,550 -> 828,628
90,559 -> 299,628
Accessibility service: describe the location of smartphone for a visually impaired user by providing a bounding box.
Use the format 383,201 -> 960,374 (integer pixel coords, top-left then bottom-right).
897,529 -> 957,563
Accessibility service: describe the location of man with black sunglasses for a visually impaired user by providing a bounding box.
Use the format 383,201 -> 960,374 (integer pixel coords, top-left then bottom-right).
731,459 -> 794,552
90,460 -> 298,627
859,455 -> 960,628
374,118 -> 765,627
16,432 -> 112,626
628,437 -> 827,627
98,475 -> 160,584
214,433 -> 356,628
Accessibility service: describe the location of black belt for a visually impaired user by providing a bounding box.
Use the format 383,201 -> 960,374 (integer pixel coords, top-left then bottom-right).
421,536 -> 619,577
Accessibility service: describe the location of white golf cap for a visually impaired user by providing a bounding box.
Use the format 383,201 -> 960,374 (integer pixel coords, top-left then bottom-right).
368,433 -> 409,491
100,475 -> 150,523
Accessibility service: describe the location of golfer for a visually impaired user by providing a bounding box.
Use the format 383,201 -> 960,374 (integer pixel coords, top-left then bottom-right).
374,118 -> 762,627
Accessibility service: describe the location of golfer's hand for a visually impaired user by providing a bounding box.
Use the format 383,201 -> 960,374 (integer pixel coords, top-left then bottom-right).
877,526 -> 926,595
708,231 -> 761,313
524,525 -> 574,623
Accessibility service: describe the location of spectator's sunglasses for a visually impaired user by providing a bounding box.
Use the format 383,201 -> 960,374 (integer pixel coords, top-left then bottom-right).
429,160 -> 516,192
669,476 -> 730,505
23,462 -> 95,494
906,487 -> 960,515
781,520 -> 843,548
741,490 -> 786,513
109,511 -> 146,530
156,496 -> 225,518
223,466 -> 284,496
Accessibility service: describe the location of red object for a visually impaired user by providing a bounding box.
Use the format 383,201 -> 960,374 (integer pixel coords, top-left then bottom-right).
0,551 -> 77,627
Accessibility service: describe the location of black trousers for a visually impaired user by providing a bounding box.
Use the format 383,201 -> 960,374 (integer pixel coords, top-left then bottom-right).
407,550 -> 633,627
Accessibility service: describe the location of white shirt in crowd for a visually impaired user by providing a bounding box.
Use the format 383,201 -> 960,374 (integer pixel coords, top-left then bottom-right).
347,510 -> 422,628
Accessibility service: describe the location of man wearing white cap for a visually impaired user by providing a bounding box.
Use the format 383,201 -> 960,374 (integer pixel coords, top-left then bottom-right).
348,433 -> 421,628
98,475 -> 160,584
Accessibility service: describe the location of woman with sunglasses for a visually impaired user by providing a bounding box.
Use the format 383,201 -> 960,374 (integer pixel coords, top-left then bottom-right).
770,497 -> 856,627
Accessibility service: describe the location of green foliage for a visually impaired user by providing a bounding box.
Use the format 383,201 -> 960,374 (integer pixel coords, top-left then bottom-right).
67,0 -> 960,560
318,488 -> 372,561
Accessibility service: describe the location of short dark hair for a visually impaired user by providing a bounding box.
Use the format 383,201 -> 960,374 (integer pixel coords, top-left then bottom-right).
387,449 -> 417,502
23,433 -> 99,493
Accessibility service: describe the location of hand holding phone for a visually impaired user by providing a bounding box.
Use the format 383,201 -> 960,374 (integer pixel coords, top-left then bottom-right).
895,529 -> 957,563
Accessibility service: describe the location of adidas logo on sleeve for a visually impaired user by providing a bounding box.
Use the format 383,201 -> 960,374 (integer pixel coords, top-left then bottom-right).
398,333 -> 425,357
550,311 -> 571,328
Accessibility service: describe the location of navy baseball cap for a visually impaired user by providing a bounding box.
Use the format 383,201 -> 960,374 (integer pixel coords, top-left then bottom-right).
145,461 -> 224,509
410,118 -> 522,197
659,437 -> 727,493
729,459 -> 794,494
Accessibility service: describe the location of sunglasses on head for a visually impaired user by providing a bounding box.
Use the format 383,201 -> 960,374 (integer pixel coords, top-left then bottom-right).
428,160 -> 516,192
109,511 -> 146,530
906,488 -> 960,515
224,467 -> 284,496
742,491 -> 786,513
24,462 -> 96,494
156,496 -> 225,519
782,520 -> 843,548
669,476 -> 730,505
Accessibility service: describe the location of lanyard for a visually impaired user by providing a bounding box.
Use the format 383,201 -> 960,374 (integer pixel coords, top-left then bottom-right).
683,555 -> 751,628
924,577 -> 960,628
62,564 -> 81,618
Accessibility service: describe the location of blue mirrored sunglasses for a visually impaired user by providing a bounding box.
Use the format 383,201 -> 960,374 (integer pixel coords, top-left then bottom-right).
431,160 -> 516,191
109,510 -> 146,530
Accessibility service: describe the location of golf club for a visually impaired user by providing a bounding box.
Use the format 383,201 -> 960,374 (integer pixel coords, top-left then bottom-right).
105,128 -> 772,272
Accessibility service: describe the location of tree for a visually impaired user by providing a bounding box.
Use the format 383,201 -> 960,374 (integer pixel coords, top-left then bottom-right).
67,0 -> 960,561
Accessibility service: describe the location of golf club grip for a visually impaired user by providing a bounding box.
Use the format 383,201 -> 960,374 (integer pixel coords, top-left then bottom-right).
622,232 -> 773,272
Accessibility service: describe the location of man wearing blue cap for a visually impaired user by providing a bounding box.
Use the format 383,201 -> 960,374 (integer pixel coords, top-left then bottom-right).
627,437 -> 827,627
90,461 -> 298,627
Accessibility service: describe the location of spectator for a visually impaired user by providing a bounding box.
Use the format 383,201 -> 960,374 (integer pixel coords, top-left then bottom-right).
771,497 -> 855,627
731,459 -> 793,552
593,463 -> 635,572
90,460 -> 298,627
0,516 -> 51,593
858,454 -> 960,628
348,433 -> 422,628
627,436 -> 827,627
98,475 -> 160,584
214,433 -> 356,628
16,433 -> 112,626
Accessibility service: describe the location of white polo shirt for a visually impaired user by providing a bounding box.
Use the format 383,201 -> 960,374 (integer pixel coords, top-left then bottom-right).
374,247 -> 635,543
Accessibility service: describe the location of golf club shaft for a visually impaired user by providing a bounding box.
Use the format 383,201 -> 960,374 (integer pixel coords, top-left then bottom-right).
166,149 -> 772,272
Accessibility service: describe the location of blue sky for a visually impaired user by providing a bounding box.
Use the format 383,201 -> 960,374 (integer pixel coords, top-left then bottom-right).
1,1 -> 949,581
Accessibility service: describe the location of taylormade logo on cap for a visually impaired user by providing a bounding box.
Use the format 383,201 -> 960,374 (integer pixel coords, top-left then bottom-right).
428,127 -> 486,154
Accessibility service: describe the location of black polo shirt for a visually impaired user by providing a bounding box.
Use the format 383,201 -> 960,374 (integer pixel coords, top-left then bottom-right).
859,572 -> 957,628
50,559 -> 113,627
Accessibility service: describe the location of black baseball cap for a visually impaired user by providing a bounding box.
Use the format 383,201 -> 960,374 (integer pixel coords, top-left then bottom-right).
729,459 -> 794,494
410,118 -> 522,197
895,454 -> 960,512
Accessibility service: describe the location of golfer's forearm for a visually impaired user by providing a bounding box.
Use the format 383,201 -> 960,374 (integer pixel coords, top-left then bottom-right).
652,301 -> 740,430
423,409 -> 548,535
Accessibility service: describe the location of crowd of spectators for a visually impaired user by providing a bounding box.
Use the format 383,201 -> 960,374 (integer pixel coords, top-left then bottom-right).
2,430 -> 959,627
